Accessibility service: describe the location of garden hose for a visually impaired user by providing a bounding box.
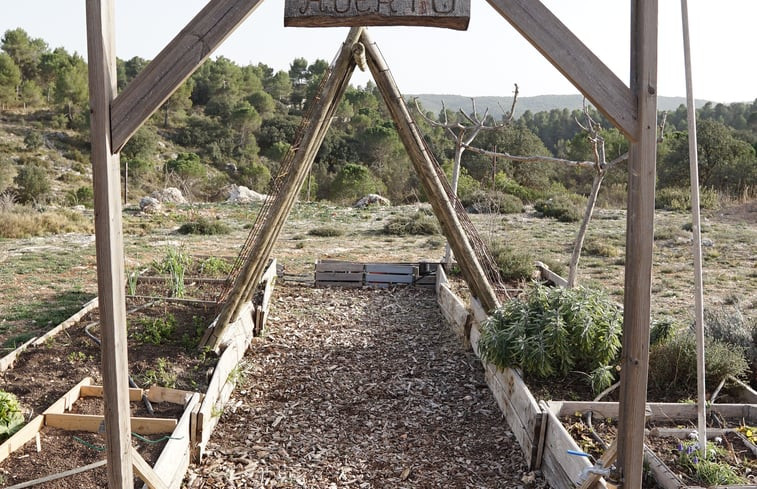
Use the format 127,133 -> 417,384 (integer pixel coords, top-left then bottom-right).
84,322 -> 154,416
586,380 -> 621,451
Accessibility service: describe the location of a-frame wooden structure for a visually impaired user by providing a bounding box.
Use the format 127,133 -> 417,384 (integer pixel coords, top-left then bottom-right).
86,1 -> 657,487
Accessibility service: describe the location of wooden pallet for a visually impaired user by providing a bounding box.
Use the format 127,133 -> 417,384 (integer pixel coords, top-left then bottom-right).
315,260 -> 434,288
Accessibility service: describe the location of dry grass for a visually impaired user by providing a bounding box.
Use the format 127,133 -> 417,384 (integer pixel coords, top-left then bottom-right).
0,207 -> 93,238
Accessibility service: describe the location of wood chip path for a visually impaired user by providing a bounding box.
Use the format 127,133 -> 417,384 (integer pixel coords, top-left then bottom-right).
186,286 -> 549,488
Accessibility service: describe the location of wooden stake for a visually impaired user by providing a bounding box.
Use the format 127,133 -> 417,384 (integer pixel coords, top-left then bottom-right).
360,30 -> 501,313
85,0 -> 134,485
617,1 -> 658,487
680,0 -> 707,459
202,27 -> 363,350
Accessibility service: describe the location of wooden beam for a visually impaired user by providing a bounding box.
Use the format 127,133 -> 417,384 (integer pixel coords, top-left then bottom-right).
617,1 -> 658,487
3,460 -> 107,489
110,0 -> 265,152
132,447 -> 170,489
147,393 -> 200,489
485,0 -> 638,140
362,30 -> 500,313
86,1 -> 134,485
202,28 -> 362,350
80,385 -> 144,402
45,413 -> 177,434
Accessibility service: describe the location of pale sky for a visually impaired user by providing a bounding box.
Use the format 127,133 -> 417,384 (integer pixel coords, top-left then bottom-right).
1,1 -> 755,103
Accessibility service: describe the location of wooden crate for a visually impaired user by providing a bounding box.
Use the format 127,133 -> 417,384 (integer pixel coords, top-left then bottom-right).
315,260 -> 364,288
365,263 -> 416,287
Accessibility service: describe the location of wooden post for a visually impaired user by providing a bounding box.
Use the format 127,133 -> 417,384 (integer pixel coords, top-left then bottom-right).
617,1 -> 658,487
202,27 -> 363,350
85,0 -> 134,486
361,30 -> 500,313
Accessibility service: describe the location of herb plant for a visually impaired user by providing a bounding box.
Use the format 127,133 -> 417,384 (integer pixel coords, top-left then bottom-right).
477,282 -> 623,393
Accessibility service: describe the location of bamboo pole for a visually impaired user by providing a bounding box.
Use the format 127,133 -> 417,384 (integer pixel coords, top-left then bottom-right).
617,0 -> 658,487
201,27 -> 363,350
361,30 -> 500,313
681,0 -> 707,459
85,0 -> 134,485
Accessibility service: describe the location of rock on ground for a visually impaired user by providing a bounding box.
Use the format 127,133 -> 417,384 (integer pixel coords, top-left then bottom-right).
185,285 -> 550,489
354,194 -> 391,208
139,196 -> 161,214
150,186 -> 187,204
227,184 -> 268,204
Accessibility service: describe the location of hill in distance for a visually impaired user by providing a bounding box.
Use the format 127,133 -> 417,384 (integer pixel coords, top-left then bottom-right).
408,93 -> 710,119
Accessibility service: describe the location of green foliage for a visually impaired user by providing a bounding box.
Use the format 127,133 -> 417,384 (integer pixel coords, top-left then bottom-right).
676,440 -> 747,486
121,126 -> 157,161
152,248 -> 192,298
199,257 -> 232,277
704,306 -> 757,372
329,163 -> 386,203
14,163 -> 50,204
383,211 -> 440,236
178,217 -> 231,235
139,357 -> 177,388
238,160 -> 271,192
308,226 -> 344,237
493,171 -> 542,202
534,193 -> 585,222
478,283 -> 623,393
487,241 -> 534,282
134,314 -> 176,345
65,185 -> 94,208
648,333 -> 748,395
655,186 -> 720,211
23,131 -> 43,150
165,152 -> 206,180
462,189 -> 524,214
0,391 -> 24,441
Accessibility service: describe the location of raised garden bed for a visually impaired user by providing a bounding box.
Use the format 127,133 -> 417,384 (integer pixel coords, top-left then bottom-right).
435,264 -> 757,489
0,259 -> 277,487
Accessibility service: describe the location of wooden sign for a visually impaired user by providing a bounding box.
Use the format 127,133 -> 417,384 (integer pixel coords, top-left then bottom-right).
284,0 -> 471,30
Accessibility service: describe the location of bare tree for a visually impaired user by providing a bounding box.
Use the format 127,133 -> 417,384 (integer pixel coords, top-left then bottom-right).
414,85 -> 519,262
464,104 -> 666,287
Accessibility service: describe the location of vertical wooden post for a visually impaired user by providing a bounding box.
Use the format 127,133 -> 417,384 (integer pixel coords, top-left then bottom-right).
617,1 -> 658,487
361,30 -> 500,313
85,0 -> 134,486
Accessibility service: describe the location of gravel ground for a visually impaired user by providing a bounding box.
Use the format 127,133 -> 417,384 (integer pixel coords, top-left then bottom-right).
185,285 -> 549,488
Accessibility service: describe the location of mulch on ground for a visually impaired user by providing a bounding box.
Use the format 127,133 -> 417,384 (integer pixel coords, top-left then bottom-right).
187,285 -> 549,488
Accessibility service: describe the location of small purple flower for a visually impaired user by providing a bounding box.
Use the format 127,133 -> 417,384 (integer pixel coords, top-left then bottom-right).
686,445 -> 695,455
677,442 -> 684,451
692,456 -> 699,464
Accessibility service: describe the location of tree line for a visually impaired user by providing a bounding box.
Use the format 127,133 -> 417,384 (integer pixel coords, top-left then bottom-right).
1,27 -> 755,207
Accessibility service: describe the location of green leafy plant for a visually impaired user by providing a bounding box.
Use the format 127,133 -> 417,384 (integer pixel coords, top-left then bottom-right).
152,248 -> 192,297
0,391 -> 24,441
199,256 -> 232,277
656,187 -> 720,211
676,440 -> 746,486
477,282 -> 623,393
134,314 -> 176,345
126,270 -> 139,296
139,357 -> 177,388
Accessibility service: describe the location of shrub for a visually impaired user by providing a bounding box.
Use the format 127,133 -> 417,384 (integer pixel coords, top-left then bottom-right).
493,172 -> 542,203
308,226 -> 344,237
330,163 -> 386,203
0,391 -> 24,441
478,283 -> 623,394
583,238 -> 621,258
383,211 -> 439,236
649,333 -> 748,396
178,217 -> 231,235
0,207 -> 92,238
534,193 -> 585,222
14,163 -> 50,204
65,185 -> 94,208
704,306 -> 757,373
463,190 -> 524,214
656,187 -> 719,211
24,131 -> 43,150
487,241 -> 534,282
165,152 -> 206,180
